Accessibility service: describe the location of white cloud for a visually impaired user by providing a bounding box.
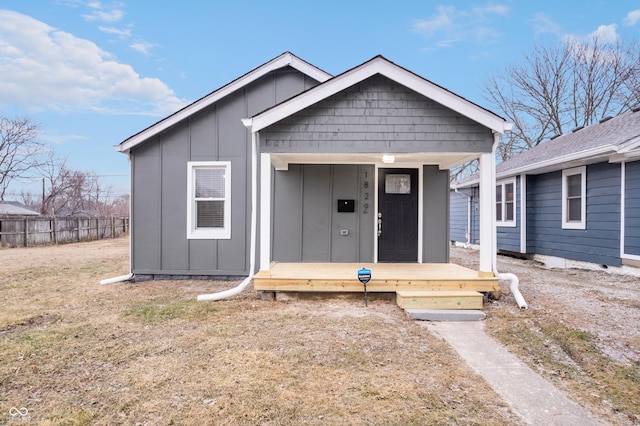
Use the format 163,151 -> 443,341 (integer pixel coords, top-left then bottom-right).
531,12 -> 564,37
590,24 -> 619,43
130,40 -> 156,55
413,3 -> 507,48
0,10 -> 187,116
624,9 -> 640,26
412,5 -> 454,37
82,1 -> 123,23
98,25 -> 131,38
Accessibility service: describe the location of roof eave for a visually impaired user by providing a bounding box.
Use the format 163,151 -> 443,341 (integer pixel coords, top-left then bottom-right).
245,56 -> 511,134
116,52 -> 332,154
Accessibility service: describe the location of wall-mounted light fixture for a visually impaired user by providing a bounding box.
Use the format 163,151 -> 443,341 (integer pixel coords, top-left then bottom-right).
382,154 -> 395,164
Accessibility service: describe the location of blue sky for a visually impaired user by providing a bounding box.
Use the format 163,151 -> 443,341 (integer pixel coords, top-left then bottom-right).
1,0 -> 639,198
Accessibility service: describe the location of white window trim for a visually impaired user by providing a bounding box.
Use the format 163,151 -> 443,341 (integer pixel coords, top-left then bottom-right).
496,177 -> 516,227
187,161 -> 232,239
562,166 -> 586,230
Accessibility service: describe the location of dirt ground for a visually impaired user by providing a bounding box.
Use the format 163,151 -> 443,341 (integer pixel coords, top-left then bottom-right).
450,246 -> 640,366
0,237 -> 638,425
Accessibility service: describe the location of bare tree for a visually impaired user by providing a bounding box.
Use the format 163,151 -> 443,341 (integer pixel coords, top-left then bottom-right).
0,116 -> 45,200
482,34 -> 640,164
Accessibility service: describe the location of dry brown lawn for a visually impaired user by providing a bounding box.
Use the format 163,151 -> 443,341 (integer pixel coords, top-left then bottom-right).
0,237 -> 522,425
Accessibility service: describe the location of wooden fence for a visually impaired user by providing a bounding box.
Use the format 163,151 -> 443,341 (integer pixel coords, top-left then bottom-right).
0,216 -> 129,248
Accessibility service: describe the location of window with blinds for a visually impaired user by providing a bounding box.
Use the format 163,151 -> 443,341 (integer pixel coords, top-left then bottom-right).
187,162 -> 231,239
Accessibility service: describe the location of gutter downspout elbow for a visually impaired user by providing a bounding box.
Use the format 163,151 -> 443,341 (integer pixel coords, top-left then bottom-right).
490,131 -> 528,309
197,130 -> 259,301
100,273 -> 134,285
495,272 -> 528,309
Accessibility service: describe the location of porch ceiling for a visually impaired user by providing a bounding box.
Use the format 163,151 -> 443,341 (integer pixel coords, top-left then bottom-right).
269,152 -> 480,170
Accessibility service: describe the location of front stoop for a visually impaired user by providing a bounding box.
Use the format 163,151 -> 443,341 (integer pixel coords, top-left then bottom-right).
397,290 -> 485,321
396,290 -> 484,310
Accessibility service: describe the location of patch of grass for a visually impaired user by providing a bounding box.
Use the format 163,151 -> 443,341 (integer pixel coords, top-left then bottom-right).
123,298 -> 219,323
486,308 -> 640,424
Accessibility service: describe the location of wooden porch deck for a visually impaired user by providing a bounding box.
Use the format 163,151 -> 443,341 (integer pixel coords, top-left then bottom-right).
253,262 -> 498,293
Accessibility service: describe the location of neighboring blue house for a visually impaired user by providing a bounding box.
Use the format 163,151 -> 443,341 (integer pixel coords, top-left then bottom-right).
451,108 -> 640,270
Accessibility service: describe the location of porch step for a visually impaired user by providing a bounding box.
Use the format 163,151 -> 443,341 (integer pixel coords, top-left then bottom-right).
396,290 -> 484,310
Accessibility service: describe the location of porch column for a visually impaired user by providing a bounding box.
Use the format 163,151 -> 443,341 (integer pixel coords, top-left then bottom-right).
260,152 -> 272,271
478,151 -> 495,275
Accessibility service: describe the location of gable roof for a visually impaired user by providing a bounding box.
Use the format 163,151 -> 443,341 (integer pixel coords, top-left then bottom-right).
453,108 -> 640,188
243,55 -> 511,135
116,52 -> 332,154
0,201 -> 40,216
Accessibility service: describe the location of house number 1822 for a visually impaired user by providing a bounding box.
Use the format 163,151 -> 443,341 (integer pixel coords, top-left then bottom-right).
363,170 -> 369,213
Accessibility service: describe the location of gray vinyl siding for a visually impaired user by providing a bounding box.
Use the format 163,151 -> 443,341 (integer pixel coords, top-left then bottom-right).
497,176 -> 521,253
261,75 -> 494,155
272,164 -> 375,262
130,68 -> 320,276
624,160 -> 640,256
527,163 -> 622,266
423,166 -> 449,262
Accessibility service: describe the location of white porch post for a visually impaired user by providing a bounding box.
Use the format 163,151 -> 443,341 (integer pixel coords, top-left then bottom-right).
478,148 -> 496,275
260,152 -> 272,271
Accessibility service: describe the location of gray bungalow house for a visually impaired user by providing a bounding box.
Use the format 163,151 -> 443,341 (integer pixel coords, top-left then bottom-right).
114,52 -> 515,304
451,108 -> 640,271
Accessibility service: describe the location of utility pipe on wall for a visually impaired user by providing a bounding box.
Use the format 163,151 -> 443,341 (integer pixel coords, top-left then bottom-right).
490,132 -> 528,309
197,131 -> 259,301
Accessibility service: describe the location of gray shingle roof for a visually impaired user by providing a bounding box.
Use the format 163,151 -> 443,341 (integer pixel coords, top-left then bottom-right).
497,108 -> 640,176
0,201 -> 40,216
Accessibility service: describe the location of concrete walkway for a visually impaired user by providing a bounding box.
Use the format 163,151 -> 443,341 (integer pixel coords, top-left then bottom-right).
423,321 -> 602,426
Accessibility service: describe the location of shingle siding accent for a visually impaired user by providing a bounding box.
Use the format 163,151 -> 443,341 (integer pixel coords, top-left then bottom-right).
262,75 -> 493,154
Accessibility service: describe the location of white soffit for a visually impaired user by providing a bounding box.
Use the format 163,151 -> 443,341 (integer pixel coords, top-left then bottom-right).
245,56 -> 511,134
116,52 -> 332,153
269,152 -> 481,171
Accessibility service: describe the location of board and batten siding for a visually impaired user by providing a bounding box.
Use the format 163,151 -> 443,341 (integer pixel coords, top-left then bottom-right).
261,75 -> 494,155
272,164 -> 375,263
272,164 -> 450,263
131,68 -> 320,277
422,166 -> 450,262
527,163 -> 622,266
624,160 -> 640,257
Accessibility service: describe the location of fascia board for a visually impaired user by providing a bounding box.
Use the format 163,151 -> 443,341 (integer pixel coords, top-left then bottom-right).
247,60 -> 382,132
247,57 -> 511,134
117,53 -> 332,153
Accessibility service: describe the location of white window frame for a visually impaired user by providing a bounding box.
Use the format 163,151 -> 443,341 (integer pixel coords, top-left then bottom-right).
496,178 -> 516,227
562,166 -> 586,230
187,161 -> 231,239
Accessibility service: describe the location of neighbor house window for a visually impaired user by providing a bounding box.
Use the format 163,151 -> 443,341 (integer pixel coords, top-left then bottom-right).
496,178 -> 516,227
562,166 -> 586,229
187,161 -> 231,239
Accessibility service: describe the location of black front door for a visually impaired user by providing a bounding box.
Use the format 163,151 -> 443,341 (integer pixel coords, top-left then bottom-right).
377,168 -> 419,262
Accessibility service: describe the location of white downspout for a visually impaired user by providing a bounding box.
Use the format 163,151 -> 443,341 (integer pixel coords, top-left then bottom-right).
490,132 -> 528,309
454,188 -> 472,247
197,130 -> 258,301
100,153 -> 135,285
